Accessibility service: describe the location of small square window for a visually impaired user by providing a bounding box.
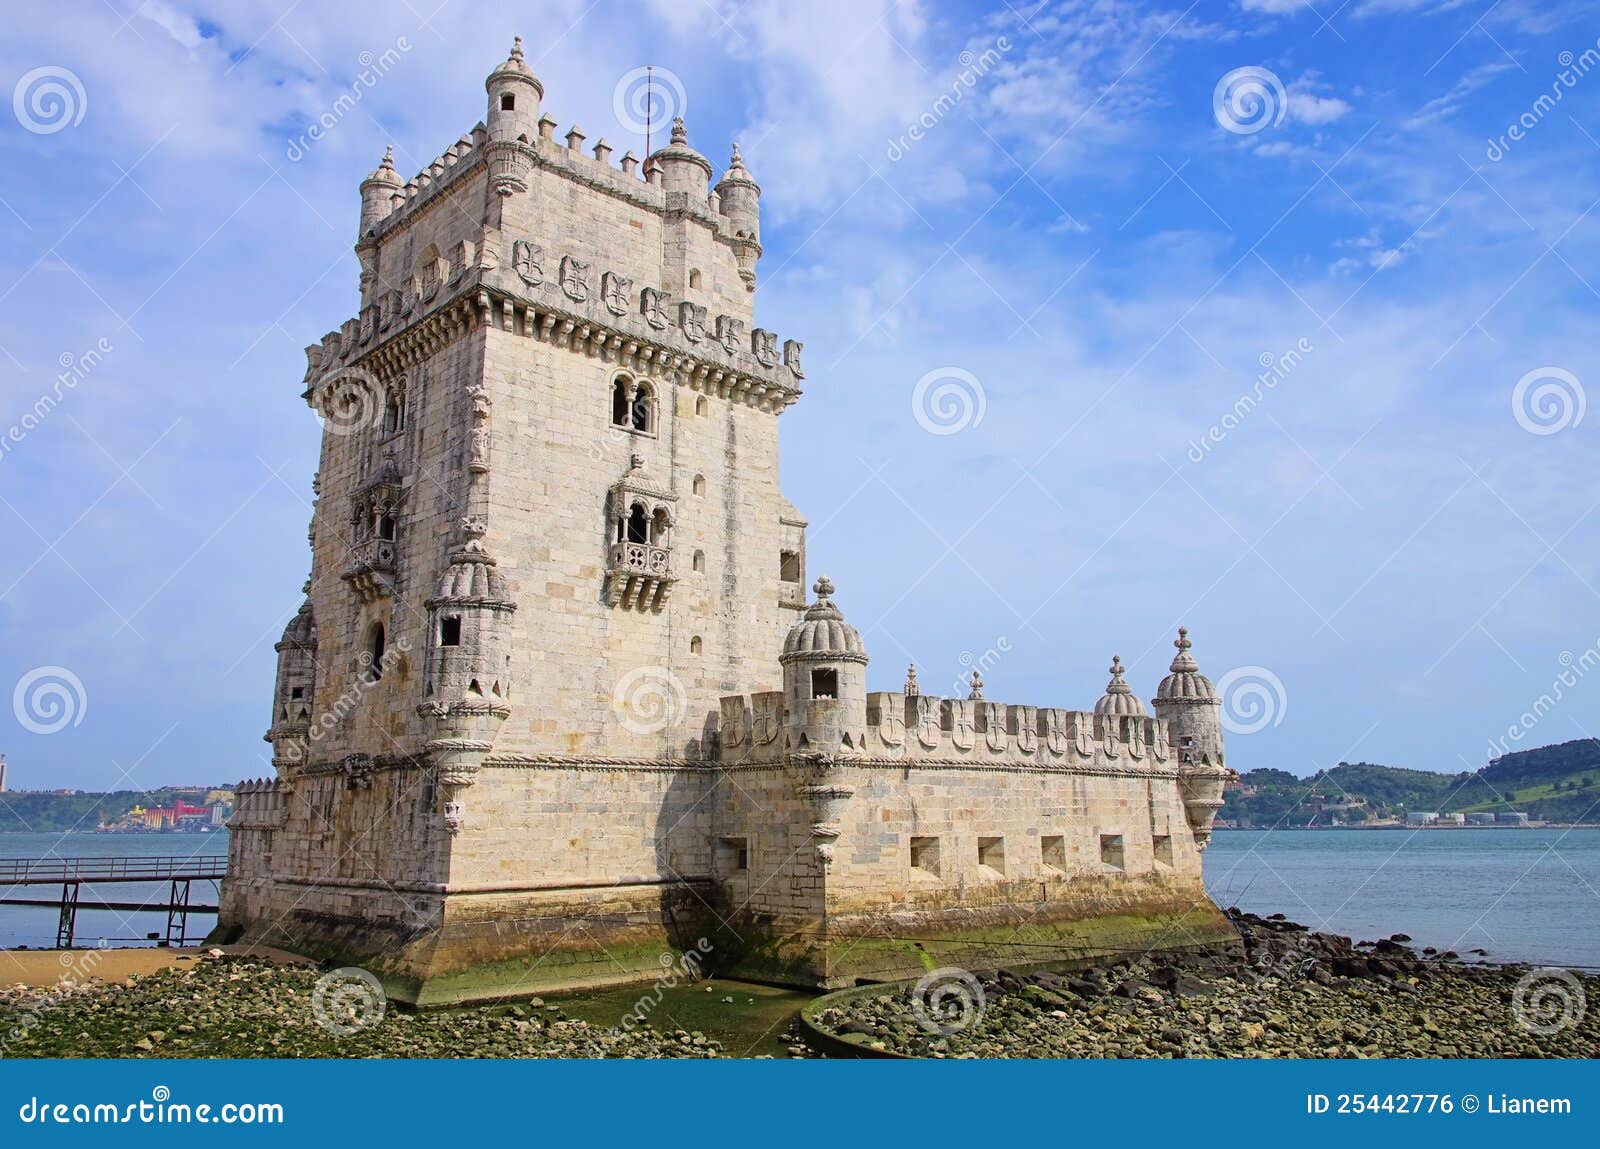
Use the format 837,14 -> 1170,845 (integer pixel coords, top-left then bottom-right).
500,93 -> 515,111
910,836 -> 940,877
440,617 -> 462,646
1100,834 -> 1125,871
289,686 -> 304,700
718,837 -> 749,873
977,836 -> 1005,876
1153,835 -> 1174,867
811,668 -> 839,699
1041,834 -> 1066,871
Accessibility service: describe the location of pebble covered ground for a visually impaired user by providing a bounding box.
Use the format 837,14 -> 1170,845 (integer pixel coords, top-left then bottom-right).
809,911 -> 1600,1058
1,953 -> 722,1059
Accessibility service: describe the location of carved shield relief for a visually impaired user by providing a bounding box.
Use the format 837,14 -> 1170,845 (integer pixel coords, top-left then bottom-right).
1071,714 -> 1094,758
876,696 -> 906,747
602,271 -> 632,316
752,692 -> 782,746
913,696 -> 941,749
716,315 -> 744,356
1151,720 -> 1171,762
1127,717 -> 1146,760
1014,706 -> 1037,754
641,287 -> 670,330
947,700 -> 975,751
720,697 -> 748,751
1043,709 -> 1067,756
559,256 -> 589,302
981,703 -> 1008,752
512,240 -> 544,287
680,302 -> 707,343
752,328 -> 779,367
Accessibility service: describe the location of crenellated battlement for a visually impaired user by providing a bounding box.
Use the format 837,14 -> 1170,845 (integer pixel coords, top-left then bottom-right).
716,689 -> 1176,770
228,778 -> 288,830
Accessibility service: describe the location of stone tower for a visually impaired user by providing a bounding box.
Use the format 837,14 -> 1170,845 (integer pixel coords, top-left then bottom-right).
218,39 -> 1237,1000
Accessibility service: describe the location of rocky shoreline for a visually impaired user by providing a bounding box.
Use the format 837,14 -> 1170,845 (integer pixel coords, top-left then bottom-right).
808,910 -> 1600,1058
6,912 -> 1598,1059
2,953 -> 722,1059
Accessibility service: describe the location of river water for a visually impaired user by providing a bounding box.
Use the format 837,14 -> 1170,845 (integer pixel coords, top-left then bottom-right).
3,828 -> 1596,969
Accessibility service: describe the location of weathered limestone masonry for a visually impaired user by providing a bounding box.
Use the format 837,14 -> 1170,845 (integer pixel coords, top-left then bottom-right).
216,40 -> 1236,1003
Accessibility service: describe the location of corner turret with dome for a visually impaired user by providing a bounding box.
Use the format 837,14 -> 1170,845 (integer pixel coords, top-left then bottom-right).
221,34 -> 1242,1003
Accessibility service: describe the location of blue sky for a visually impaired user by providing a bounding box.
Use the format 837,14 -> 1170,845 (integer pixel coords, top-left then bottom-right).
2,0 -> 1598,792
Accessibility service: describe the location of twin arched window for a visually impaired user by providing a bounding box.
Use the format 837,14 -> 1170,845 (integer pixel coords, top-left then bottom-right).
617,502 -> 671,547
610,375 -> 656,434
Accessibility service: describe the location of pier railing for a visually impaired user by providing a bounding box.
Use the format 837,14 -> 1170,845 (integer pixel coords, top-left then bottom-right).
0,855 -> 228,886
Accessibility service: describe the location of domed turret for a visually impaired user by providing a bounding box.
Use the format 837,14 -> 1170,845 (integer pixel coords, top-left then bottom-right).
485,36 -> 542,142
1094,655 -> 1146,718
780,576 -> 869,751
1151,627 -> 1224,767
267,597 -> 318,771
646,117 -> 713,198
1156,626 -> 1216,702
359,146 -> 403,235
715,142 -> 763,290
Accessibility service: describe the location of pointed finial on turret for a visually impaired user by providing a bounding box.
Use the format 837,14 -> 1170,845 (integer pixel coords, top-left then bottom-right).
670,116 -> 687,145
510,35 -> 524,61
1105,655 -> 1131,693
381,145 -> 394,169
730,141 -> 745,168
813,574 -> 834,602
904,664 -> 919,696
968,669 -> 984,700
1168,626 -> 1199,673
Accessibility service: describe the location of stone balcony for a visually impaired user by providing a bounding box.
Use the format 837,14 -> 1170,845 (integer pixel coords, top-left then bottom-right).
779,580 -> 806,610
605,541 -> 674,611
341,537 -> 398,603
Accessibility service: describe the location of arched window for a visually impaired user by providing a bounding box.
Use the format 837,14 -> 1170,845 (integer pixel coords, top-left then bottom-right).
611,377 -> 630,426
692,550 -> 705,573
695,396 -> 708,416
651,507 -> 671,546
377,514 -> 396,542
688,269 -> 702,290
365,622 -> 387,682
626,503 -> 648,544
690,636 -> 703,655
383,390 -> 403,434
631,382 -> 655,433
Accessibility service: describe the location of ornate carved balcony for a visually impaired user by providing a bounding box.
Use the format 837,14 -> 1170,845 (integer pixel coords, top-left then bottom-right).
341,537 -> 398,603
605,541 -> 674,611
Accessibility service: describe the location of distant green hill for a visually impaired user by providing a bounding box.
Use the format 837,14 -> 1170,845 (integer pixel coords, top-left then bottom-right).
0,789 -> 218,835
1223,738 -> 1600,827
